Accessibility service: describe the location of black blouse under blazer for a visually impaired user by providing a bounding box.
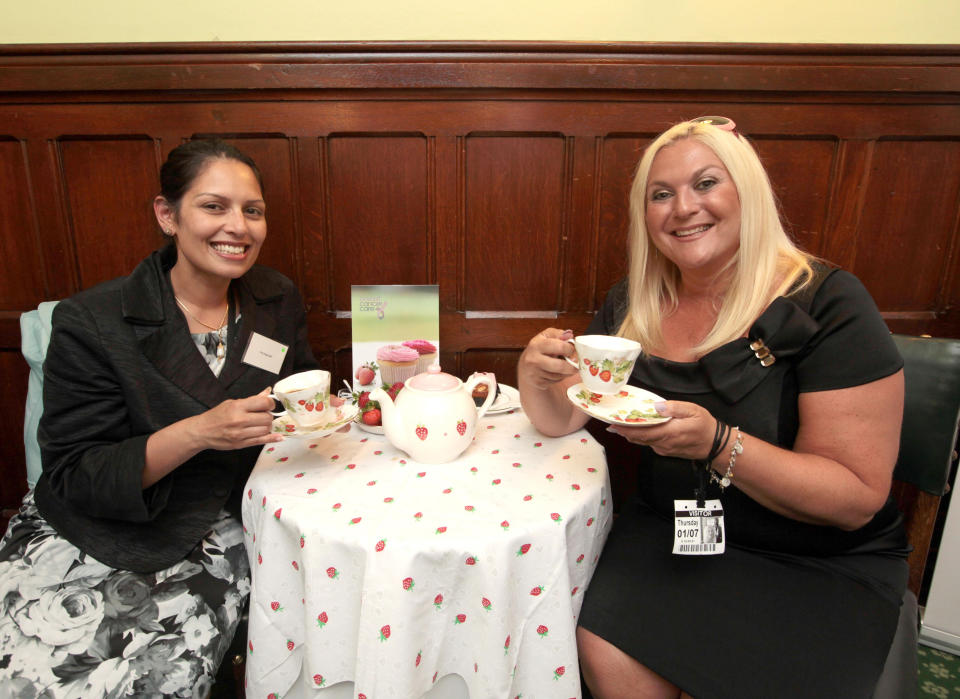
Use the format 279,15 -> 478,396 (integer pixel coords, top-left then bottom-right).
35,244 -> 318,572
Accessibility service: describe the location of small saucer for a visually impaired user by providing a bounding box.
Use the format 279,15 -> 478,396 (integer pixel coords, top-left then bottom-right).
485,384 -> 520,414
272,404 -> 359,439
356,422 -> 385,435
566,383 -> 670,426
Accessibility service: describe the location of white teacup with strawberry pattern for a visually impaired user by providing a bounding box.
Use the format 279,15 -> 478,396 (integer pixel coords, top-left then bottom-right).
565,335 -> 642,394
269,369 -> 332,428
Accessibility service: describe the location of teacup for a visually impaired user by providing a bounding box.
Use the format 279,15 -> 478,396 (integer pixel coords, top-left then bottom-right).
269,369 -> 332,428
565,335 -> 642,394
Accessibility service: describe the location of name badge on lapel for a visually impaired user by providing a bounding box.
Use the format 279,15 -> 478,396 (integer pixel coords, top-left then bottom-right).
242,332 -> 288,374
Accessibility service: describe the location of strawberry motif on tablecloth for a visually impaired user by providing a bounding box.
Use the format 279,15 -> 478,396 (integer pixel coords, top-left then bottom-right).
242,412 -> 611,698
326,567 -> 339,579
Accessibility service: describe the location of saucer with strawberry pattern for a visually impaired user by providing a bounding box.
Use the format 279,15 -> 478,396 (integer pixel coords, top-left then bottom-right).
566,383 -> 670,426
272,404 -> 359,439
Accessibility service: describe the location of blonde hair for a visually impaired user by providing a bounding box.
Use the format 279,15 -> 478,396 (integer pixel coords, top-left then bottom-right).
617,119 -> 813,356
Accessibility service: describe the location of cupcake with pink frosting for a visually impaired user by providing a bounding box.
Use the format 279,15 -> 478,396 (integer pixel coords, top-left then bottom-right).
376,344 -> 420,384
402,339 -> 438,374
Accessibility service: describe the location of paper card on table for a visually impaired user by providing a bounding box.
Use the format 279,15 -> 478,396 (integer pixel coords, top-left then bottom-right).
350,285 -> 439,391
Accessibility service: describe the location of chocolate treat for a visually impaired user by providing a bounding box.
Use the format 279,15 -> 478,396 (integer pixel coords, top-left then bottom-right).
471,373 -> 500,407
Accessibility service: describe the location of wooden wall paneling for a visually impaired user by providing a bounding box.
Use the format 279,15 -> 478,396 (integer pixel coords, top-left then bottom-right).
463,133 -> 566,311
0,351 -> 29,511
326,134 -> 431,310
435,134 -> 462,315
853,140 -> 960,315
559,135 -> 597,315
819,139 -> 874,270
751,137 -> 837,257
213,135 -> 301,285
22,138 -> 77,303
1,42 -> 959,510
58,137 -> 161,289
296,136 -> 326,308
594,134 -> 648,306
462,348 -> 522,388
0,139 -> 46,311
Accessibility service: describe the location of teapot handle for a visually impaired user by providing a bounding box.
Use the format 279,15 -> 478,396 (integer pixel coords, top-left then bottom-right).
464,374 -> 497,418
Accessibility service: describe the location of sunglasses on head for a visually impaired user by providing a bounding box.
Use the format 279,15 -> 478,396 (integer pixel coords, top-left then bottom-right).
692,116 -> 740,136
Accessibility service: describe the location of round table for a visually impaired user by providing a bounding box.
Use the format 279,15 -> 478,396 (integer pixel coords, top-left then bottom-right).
242,407 -> 612,698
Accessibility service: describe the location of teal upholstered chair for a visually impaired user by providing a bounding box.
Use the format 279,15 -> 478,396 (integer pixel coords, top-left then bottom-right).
873,334 -> 960,699
20,301 -> 59,489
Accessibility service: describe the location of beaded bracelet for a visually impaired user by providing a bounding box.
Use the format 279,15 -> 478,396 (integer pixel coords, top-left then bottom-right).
711,427 -> 743,490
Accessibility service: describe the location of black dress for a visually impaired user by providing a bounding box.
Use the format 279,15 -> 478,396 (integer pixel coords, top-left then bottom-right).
578,265 -> 909,699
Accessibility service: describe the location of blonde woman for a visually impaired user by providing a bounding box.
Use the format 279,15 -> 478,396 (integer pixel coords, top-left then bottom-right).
519,118 -> 907,698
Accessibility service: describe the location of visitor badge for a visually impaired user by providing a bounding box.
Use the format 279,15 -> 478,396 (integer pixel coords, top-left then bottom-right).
673,499 -> 725,555
242,332 -> 288,374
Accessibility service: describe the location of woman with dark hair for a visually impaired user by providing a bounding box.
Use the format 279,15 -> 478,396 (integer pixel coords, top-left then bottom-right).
519,118 -> 908,698
0,139 -> 318,697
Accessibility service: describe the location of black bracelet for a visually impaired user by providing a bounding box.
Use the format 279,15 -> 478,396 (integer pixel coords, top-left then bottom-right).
704,419 -> 728,465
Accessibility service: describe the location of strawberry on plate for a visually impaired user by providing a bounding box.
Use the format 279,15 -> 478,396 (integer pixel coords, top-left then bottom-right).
355,361 -> 378,386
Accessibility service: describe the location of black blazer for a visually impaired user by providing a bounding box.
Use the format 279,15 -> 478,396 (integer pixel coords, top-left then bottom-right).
35,244 -> 318,572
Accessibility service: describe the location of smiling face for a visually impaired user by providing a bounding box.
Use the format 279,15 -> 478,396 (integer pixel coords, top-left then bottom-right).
643,138 -> 742,282
156,157 -> 266,287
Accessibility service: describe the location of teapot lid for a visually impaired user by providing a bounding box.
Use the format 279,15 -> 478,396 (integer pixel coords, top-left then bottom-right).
407,365 -> 460,391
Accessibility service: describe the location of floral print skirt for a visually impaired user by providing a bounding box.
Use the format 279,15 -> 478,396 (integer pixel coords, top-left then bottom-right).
0,491 -> 250,699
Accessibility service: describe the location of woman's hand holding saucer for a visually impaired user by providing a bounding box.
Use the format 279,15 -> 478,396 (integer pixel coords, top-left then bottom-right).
607,400 -> 718,461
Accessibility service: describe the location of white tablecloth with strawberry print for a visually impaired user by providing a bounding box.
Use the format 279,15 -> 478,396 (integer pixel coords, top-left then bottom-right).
242,408 -> 613,699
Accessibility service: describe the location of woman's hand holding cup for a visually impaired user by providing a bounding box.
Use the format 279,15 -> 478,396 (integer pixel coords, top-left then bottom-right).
518,328 -> 579,390
193,387 -> 281,451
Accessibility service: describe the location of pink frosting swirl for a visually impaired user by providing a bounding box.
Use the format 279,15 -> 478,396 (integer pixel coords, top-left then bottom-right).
377,344 -> 419,362
402,340 -> 437,355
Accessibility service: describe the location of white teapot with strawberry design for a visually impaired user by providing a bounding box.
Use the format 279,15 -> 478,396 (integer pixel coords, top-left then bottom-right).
370,366 -> 496,463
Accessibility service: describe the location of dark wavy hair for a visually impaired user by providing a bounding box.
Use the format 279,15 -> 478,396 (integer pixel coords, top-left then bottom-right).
159,139 -> 263,210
